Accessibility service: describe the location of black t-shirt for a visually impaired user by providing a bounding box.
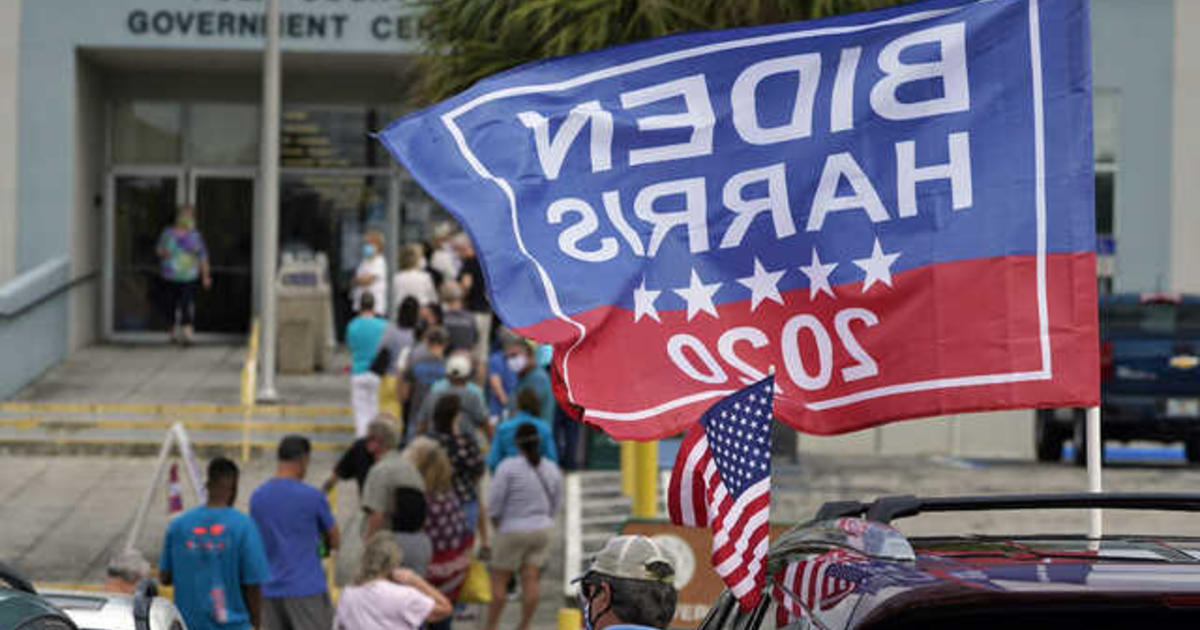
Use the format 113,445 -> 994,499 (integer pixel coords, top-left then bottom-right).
459,256 -> 490,313
334,438 -> 375,493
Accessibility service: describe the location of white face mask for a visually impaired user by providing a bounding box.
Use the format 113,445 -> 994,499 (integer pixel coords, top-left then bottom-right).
506,354 -> 529,373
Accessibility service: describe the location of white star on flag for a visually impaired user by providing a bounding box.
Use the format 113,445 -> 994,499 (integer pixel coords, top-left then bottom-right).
737,258 -> 786,312
799,247 -> 838,301
632,277 -> 661,323
674,269 -> 721,321
853,237 -> 900,292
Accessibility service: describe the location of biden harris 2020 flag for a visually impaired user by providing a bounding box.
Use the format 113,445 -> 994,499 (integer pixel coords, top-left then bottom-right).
378,0 -> 1099,440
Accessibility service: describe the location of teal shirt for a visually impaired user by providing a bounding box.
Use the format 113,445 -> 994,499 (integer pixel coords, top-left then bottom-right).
346,315 -> 388,375
487,412 -> 558,472
159,506 -> 271,630
509,367 -> 555,422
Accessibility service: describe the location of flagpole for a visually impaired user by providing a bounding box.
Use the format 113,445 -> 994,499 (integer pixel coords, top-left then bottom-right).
257,0 -> 281,402
1086,406 -> 1103,539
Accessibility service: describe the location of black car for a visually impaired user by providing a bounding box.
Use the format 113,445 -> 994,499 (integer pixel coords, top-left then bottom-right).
0,565 -> 78,630
1036,293 -> 1200,465
700,493 -> 1200,629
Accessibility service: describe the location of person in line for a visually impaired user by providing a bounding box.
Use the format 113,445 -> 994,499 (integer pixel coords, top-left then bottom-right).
377,297 -> 420,420
487,388 -> 557,473
353,229 -> 387,317
427,223 -> 461,287
438,281 -> 478,355
415,353 -> 489,441
575,535 -> 679,630
156,204 -> 211,346
160,457 -> 270,630
400,326 -> 449,442
408,437 -> 473,614
485,328 -> 519,426
426,395 -> 486,547
323,416 -> 400,496
483,424 -> 563,630
347,292 -> 388,437
104,549 -> 151,594
361,432 -> 427,540
250,436 -> 340,630
453,233 -> 492,386
504,338 -> 555,423
334,533 -> 452,630
392,243 -> 438,310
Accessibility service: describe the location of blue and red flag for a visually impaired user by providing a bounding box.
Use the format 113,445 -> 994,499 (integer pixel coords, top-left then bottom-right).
378,0 -> 1099,439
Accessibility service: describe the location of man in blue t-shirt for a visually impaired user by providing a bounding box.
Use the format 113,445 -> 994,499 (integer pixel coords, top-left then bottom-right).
346,292 -> 389,438
250,435 -> 340,630
161,457 -> 271,630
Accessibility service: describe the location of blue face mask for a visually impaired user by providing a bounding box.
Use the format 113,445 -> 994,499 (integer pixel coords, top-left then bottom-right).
363,244 -> 376,258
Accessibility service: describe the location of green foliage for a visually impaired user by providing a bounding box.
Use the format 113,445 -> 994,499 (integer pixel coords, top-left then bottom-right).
412,0 -> 907,105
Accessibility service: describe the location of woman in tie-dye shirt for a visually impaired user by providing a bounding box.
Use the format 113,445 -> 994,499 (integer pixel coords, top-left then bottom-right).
156,204 -> 211,345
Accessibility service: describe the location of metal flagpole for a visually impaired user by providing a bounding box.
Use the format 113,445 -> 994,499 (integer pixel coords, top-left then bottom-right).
257,0 -> 281,402
1086,406 -> 1103,539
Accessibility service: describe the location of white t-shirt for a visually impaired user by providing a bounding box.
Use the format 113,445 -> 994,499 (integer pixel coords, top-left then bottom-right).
392,269 -> 438,308
352,255 -> 387,316
334,580 -> 434,630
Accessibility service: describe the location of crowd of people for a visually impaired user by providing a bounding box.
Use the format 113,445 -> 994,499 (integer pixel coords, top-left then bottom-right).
153,441 -> 677,630
138,225 -> 688,630
343,223 -> 579,469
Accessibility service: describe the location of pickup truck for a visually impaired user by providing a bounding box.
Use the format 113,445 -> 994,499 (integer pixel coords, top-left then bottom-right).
1035,293 -> 1200,465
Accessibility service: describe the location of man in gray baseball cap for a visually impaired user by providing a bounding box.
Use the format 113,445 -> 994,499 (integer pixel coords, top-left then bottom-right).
575,535 -> 678,630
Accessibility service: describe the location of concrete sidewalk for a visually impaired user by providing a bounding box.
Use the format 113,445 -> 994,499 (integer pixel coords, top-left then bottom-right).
11,344 -> 349,407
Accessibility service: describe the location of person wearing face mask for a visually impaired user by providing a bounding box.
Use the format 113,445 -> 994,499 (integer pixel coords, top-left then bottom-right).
504,338 -> 555,424
156,204 -> 211,346
352,230 -> 388,317
574,535 -> 678,630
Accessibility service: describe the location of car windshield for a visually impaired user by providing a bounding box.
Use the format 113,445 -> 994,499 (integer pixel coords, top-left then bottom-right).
1103,302 -> 1200,336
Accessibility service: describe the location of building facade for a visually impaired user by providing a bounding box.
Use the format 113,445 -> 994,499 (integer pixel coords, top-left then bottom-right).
0,0 -> 1197,404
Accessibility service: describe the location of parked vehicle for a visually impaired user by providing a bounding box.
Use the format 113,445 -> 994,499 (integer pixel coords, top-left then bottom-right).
0,564 -> 78,630
40,585 -> 186,630
700,493 -> 1200,629
1035,293 -> 1200,465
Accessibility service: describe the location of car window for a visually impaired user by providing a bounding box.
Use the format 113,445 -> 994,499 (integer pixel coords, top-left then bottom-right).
17,616 -> 75,630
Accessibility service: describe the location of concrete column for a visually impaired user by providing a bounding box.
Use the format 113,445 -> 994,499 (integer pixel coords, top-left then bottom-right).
0,0 -> 21,284
1171,0 -> 1200,293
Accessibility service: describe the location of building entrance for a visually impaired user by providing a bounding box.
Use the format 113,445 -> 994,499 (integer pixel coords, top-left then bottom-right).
106,169 -> 255,339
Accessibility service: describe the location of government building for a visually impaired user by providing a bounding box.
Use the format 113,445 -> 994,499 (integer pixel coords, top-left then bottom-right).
0,0 -> 1197,407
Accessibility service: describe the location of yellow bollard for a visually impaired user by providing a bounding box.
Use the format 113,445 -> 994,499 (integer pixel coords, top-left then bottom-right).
632,440 -> 658,518
558,607 -> 582,630
619,441 -> 636,497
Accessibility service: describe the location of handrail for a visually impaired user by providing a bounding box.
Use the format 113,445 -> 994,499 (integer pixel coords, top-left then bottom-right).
240,318 -> 261,463
0,257 -> 70,317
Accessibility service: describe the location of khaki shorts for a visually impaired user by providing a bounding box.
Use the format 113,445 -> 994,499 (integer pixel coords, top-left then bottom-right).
491,528 -> 553,572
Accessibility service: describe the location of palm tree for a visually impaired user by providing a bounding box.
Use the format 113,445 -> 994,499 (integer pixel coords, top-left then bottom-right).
413,0 -> 908,105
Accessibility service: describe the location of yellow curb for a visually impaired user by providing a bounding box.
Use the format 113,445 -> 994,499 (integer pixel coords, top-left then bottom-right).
0,437 -> 346,452
0,402 -> 352,417
0,417 -> 354,434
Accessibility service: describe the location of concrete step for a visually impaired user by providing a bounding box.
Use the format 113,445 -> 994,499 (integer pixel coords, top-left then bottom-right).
0,401 -> 357,456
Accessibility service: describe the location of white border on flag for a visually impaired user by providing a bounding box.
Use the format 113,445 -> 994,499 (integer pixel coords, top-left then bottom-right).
439,0 -> 1051,420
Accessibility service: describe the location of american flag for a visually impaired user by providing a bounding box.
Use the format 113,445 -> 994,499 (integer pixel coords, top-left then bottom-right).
668,377 -> 774,610
774,549 -> 866,626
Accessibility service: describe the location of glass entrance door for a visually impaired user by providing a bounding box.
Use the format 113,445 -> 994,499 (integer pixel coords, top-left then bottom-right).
111,173 -> 183,333
190,174 -> 255,334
